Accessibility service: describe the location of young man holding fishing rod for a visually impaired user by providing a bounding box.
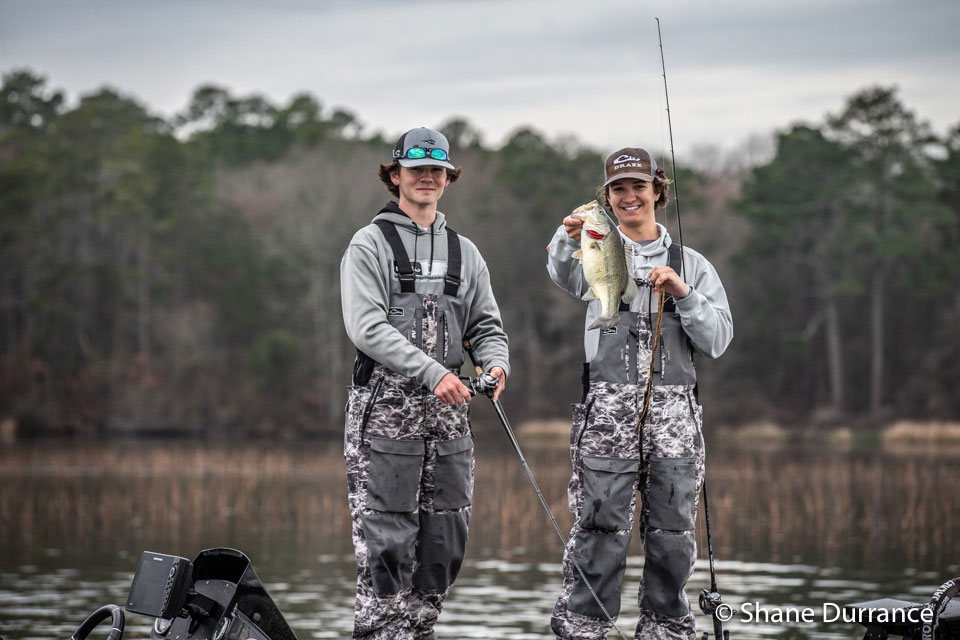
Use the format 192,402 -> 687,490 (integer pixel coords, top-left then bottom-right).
340,127 -> 510,640
545,147 -> 733,640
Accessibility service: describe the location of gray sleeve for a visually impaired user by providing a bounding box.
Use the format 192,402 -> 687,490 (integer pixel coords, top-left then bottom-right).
674,253 -> 733,359
546,225 -> 588,298
463,258 -> 511,379
340,242 -> 450,390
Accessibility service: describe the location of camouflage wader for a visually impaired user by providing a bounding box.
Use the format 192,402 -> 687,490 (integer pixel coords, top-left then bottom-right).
552,282 -> 706,640
345,220 -> 474,640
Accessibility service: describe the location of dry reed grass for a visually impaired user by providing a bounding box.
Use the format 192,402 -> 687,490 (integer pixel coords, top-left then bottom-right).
1,441 -> 956,569
883,421 -> 960,444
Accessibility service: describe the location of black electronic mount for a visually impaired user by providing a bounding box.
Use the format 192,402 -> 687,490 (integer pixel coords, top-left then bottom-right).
72,547 -> 297,640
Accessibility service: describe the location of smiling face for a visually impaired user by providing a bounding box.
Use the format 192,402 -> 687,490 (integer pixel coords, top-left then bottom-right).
391,165 -> 451,210
606,178 -> 660,225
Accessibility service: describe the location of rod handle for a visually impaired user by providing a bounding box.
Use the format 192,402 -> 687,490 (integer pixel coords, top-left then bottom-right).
462,339 -> 483,376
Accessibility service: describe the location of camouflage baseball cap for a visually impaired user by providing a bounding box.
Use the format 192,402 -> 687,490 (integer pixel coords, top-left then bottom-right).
602,147 -> 658,187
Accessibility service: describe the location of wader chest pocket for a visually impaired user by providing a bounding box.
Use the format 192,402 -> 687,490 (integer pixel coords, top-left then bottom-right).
365,438 -> 425,513
651,314 -> 696,386
580,455 -> 640,531
646,456 -> 697,531
433,435 -> 474,510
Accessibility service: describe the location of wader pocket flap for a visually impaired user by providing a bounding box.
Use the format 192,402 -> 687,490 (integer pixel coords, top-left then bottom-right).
436,435 -> 473,456
582,456 -> 640,474
366,438 -> 425,512
646,456 -> 698,531
433,435 -> 474,510
370,438 -> 426,456
579,455 -> 639,531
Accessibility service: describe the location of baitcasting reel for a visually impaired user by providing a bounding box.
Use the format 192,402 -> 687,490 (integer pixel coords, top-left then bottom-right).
699,588 -> 730,640
467,372 -> 499,397
699,588 -> 723,616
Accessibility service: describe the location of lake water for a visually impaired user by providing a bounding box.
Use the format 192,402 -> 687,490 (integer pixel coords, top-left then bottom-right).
1,420 -> 958,639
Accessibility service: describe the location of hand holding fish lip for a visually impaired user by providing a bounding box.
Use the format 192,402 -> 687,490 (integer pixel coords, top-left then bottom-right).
565,201 -> 609,240
562,215 -> 584,239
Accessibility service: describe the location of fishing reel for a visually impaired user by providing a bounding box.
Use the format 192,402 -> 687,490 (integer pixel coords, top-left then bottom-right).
699,588 -> 723,616
467,372 -> 499,397
699,589 -> 730,640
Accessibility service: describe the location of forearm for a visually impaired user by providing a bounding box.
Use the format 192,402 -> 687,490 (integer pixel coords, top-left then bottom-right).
546,225 -> 587,298
674,258 -> 733,358
463,264 -> 510,377
675,287 -> 733,358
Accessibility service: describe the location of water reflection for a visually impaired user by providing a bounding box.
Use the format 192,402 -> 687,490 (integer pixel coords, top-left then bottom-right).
1,431 -> 958,639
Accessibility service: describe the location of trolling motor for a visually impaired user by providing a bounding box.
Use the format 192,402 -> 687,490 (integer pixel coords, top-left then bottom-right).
845,577 -> 960,640
71,548 -> 297,640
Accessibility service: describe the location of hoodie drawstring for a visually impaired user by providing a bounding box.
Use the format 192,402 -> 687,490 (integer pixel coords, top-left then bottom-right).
412,221 -> 418,271
429,220 -> 435,276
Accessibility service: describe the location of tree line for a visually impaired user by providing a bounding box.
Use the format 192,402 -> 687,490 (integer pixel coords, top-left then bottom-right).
1,69 -> 956,438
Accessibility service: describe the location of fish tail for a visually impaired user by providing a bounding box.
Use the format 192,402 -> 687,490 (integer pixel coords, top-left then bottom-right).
588,315 -> 619,330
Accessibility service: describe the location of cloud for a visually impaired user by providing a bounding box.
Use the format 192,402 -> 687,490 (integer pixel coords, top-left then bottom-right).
1,0 -> 957,153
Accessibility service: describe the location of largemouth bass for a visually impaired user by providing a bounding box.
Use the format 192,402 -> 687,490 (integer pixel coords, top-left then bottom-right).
571,201 -> 638,330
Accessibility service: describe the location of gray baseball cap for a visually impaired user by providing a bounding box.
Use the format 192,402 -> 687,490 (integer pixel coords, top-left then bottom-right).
392,127 -> 455,170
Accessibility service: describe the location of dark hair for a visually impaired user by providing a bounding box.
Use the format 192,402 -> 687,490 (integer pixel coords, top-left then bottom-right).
377,161 -> 462,197
597,175 -> 672,211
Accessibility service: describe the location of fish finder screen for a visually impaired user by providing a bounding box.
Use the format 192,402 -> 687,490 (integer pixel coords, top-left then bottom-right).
126,551 -> 190,618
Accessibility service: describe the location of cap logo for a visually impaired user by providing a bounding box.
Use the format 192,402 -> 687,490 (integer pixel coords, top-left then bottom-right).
422,138 -> 436,145
614,154 -> 644,165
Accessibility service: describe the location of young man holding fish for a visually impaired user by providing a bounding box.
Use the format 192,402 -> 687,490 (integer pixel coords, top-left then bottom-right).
546,147 -> 733,640
340,127 -> 510,640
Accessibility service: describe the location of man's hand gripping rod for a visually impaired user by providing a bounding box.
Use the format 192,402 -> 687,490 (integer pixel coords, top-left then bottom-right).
463,339 -> 629,640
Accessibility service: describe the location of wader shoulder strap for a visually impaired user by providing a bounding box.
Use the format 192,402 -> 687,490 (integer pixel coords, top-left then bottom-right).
374,220 -> 415,293
669,242 -> 683,276
663,242 -> 684,313
445,227 -> 462,297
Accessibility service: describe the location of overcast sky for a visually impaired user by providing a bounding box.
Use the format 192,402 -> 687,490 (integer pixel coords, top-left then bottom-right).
2,0 -> 958,159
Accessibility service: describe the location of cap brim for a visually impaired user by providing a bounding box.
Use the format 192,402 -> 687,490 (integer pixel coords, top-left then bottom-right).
398,157 -> 455,170
602,171 -> 654,188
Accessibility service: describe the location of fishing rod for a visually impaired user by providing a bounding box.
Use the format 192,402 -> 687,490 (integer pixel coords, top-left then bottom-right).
462,339 -> 630,640
655,17 -> 728,640
655,16 -> 686,284
698,477 -> 729,640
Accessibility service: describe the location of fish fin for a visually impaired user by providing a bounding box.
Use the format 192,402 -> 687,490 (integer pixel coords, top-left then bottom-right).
581,287 -> 598,301
621,276 -> 638,303
572,249 -> 583,260
588,315 -> 619,330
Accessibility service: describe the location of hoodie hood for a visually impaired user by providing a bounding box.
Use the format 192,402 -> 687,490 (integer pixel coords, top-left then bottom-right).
373,201 -> 448,235
621,222 -> 672,258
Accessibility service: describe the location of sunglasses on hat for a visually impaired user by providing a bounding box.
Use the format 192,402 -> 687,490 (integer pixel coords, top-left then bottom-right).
400,147 -> 448,161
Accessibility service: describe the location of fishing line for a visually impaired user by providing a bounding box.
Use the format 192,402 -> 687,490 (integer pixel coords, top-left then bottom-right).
654,18 -> 728,640
655,17 -> 686,283
657,43 -> 668,233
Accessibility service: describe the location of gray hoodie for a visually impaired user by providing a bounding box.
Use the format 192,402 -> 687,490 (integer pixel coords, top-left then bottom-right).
546,222 -> 732,363
341,203 -> 510,392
